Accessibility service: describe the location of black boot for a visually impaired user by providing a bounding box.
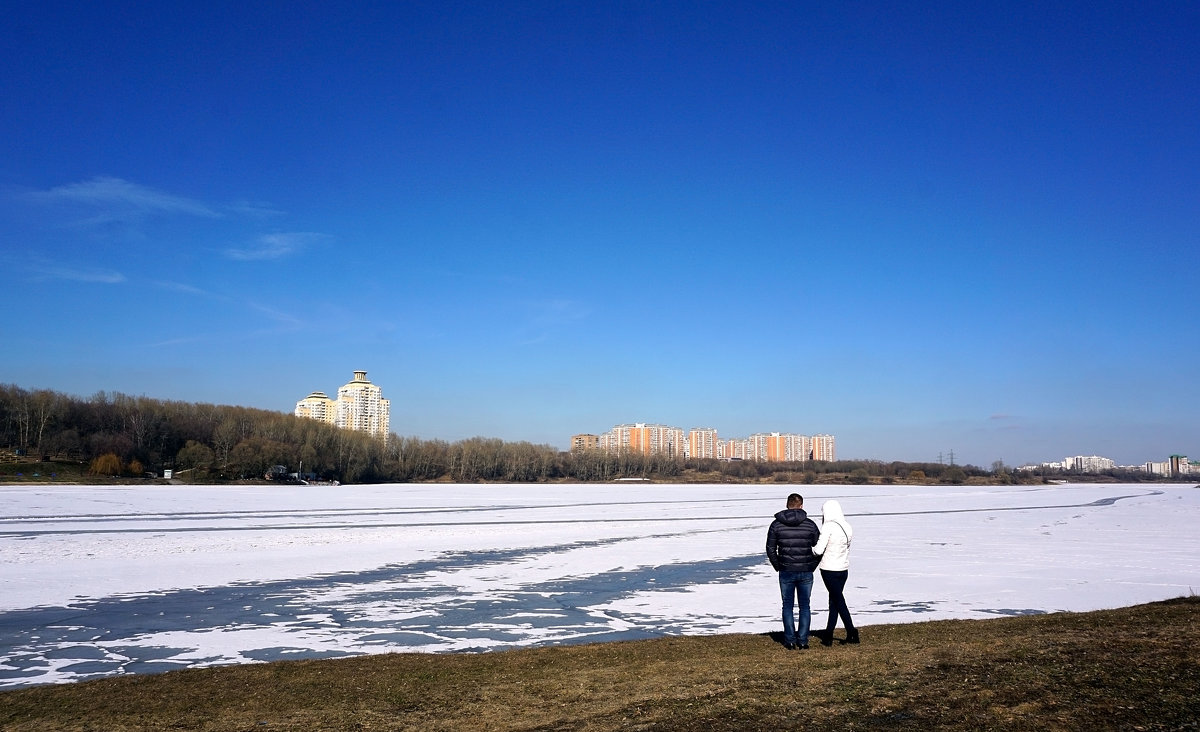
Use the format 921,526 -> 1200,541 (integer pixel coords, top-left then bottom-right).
845,628 -> 859,644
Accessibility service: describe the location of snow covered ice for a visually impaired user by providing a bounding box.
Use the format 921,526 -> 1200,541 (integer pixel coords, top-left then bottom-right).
1,482 -> 1197,688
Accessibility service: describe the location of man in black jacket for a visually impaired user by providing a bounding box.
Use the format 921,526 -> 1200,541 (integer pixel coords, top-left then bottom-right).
766,493 -> 821,649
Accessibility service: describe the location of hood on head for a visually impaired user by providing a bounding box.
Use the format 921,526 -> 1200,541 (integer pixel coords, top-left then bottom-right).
822,499 -> 846,523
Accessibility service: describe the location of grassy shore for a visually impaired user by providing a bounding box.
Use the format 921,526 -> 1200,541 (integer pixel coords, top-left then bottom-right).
1,597 -> 1196,731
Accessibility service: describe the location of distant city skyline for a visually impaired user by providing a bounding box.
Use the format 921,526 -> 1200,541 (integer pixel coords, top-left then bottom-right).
1019,454 -> 1192,477
577,423 -> 836,462
2,4 -> 1196,469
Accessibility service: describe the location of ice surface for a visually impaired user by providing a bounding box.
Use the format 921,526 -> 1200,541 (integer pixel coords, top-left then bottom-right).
1,482 -> 1197,688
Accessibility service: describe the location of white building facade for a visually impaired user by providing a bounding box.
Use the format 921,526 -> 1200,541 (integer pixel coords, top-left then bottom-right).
687,428 -> 719,459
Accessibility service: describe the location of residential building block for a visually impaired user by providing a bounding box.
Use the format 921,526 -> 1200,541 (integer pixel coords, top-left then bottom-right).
296,370 -> 390,439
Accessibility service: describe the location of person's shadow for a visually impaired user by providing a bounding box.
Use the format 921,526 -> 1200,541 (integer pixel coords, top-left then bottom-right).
764,629 -> 837,647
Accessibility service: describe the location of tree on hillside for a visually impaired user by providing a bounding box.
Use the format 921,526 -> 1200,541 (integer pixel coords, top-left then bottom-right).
943,466 -> 967,484
227,437 -> 292,479
89,453 -> 123,476
30,389 -> 63,453
211,419 -> 238,468
176,440 -> 215,470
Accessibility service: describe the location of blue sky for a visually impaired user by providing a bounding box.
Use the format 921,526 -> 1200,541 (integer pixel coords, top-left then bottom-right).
2,1 -> 1197,467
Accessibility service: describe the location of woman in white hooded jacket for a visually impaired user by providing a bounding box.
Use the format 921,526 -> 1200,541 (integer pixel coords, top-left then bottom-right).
812,499 -> 858,645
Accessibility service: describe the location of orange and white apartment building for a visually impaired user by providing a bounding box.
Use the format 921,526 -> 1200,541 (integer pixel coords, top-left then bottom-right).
598,423 -> 687,458
583,424 -> 836,462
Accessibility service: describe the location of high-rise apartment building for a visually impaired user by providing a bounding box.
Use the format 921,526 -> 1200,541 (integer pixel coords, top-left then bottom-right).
722,438 -> 750,460
1066,455 -> 1115,473
591,423 -> 834,463
790,433 -> 814,462
688,428 -> 719,459
336,371 -> 390,439
296,370 -> 390,439
601,423 -> 685,457
749,432 -> 812,462
295,391 -> 335,424
571,434 -> 600,452
811,434 -> 836,461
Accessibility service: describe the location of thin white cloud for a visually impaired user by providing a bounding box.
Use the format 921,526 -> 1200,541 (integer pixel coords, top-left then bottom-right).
224,232 -> 328,261
246,301 -> 305,329
22,177 -> 299,224
153,280 -> 213,297
229,200 -> 286,217
30,177 -> 220,219
28,264 -> 126,284
143,297 -> 307,348
152,282 -> 303,328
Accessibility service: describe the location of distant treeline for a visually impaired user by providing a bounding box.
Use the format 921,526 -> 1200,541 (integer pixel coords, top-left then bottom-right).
0,384 -> 1160,485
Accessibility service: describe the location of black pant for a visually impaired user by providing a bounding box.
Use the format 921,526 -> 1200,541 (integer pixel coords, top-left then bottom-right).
820,569 -> 855,632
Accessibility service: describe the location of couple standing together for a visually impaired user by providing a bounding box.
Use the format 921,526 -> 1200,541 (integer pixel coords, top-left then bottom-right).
765,493 -> 858,650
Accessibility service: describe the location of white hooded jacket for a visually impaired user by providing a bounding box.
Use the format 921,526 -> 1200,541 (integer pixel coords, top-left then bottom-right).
813,499 -> 853,571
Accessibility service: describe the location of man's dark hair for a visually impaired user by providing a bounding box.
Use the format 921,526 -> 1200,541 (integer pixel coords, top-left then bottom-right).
786,493 -> 803,508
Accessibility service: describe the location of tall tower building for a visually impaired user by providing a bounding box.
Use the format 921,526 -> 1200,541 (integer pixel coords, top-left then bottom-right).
336,370 -> 390,439
297,371 -> 390,439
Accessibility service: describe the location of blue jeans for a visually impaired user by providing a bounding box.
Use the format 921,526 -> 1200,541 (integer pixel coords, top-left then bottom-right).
778,571 -> 813,645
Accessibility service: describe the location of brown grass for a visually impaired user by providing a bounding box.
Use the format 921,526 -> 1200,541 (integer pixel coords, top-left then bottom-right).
1,597 -> 1197,731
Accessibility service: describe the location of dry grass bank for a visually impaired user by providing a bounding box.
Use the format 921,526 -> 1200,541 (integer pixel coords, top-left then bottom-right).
1,597 -> 1197,731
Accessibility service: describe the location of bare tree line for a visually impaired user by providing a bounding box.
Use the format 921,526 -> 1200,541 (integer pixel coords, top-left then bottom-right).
0,384 -> 690,483
13,384 -> 1165,485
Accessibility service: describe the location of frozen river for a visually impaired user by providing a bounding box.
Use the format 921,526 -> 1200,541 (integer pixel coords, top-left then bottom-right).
1,482 -> 1198,688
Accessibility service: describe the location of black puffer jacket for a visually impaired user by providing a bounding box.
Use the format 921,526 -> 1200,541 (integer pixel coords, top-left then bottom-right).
766,508 -> 821,572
